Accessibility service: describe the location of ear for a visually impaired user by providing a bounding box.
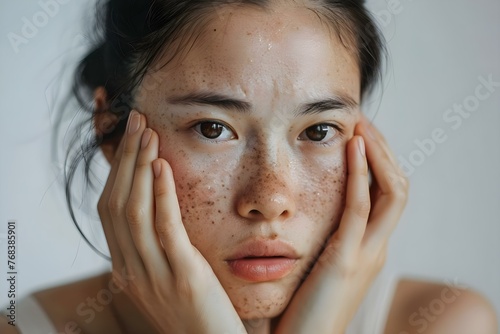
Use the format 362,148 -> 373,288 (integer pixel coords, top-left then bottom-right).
93,87 -> 120,164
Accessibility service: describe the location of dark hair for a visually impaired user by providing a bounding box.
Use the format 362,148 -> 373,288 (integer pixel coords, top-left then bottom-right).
56,0 -> 386,260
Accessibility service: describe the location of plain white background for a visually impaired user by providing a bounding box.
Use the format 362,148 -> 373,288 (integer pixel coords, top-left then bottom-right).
1,0 -> 499,328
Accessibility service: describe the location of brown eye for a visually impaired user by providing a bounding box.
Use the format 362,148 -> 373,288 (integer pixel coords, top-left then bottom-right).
298,124 -> 337,142
193,121 -> 236,141
200,122 -> 223,139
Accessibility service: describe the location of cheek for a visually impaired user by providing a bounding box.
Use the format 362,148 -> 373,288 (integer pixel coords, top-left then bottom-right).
301,161 -> 346,215
155,136 -> 235,253
296,149 -> 347,250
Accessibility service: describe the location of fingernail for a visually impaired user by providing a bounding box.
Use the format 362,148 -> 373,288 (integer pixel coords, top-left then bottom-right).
127,111 -> 141,135
153,160 -> 162,178
358,137 -> 365,157
141,128 -> 152,149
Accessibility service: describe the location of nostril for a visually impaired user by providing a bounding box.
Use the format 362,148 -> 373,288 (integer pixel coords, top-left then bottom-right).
249,209 -> 289,218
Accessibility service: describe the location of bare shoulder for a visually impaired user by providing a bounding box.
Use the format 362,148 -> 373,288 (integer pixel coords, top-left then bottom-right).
32,271 -> 119,333
0,272 -> 114,334
0,315 -> 19,334
384,277 -> 498,334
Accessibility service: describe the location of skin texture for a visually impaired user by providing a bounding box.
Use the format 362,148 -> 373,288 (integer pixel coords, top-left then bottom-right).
132,5 -> 360,320
0,4 -> 497,334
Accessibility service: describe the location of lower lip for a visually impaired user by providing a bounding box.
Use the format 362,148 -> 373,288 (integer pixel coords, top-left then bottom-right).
226,257 -> 297,282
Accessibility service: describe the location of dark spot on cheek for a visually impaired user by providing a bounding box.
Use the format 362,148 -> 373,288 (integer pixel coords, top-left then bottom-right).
187,179 -> 202,191
297,162 -> 348,224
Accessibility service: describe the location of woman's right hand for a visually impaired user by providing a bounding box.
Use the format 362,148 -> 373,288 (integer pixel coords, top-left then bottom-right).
97,110 -> 246,334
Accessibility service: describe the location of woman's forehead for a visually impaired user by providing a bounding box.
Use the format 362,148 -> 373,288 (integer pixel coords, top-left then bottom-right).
144,5 -> 360,106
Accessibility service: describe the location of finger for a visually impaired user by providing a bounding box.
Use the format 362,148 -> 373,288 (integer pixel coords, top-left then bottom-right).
359,115 -> 396,166
127,128 -> 170,277
153,158 -> 197,274
97,136 -> 126,268
357,122 -> 409,248
360,115 -> 402,174
358,116 -> 406,206
108,110 -> 147,274
357,121 -> 407,198
329,135 -> 370,257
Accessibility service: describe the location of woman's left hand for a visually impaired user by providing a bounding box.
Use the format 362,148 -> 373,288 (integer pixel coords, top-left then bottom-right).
273,115 -> 409,333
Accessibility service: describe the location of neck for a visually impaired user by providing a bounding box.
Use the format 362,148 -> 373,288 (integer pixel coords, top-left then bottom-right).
107,273 -> 274,334
243,318 -> 272,334
106,273 -> 160,334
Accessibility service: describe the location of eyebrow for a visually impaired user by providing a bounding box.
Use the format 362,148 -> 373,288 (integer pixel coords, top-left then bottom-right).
166,91 -> 358,116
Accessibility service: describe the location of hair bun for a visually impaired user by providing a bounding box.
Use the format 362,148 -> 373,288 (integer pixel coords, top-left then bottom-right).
79,42 -> 108,89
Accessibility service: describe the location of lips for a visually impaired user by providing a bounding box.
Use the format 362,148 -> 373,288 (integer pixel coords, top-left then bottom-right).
225,239 -> 299,282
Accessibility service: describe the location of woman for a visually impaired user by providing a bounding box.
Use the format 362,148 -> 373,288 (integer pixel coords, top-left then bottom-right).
1,0 -> 497,333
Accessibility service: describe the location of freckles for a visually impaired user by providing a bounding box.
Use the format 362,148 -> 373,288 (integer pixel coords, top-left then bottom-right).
171,163 -> 232,245
298,160 -> 347,221
232,290 -> 288,317
172,59 -> 236,91
240,166 -> 289,207
176,177 -> 213,221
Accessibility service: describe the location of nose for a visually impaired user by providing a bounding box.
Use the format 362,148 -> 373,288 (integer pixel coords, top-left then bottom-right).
236,148 -> 297,222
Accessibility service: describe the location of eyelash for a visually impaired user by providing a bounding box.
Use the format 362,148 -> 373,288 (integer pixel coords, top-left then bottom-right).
298,123 -> 344,147
191,120 -> 236,144
191,120 -> 344,146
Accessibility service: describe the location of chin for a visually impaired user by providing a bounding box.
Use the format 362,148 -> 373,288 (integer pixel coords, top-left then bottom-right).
235,302 -> 287,320
229,281 -> 295,320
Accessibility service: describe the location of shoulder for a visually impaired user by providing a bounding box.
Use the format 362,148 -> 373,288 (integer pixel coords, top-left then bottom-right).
384,277 -> 498,334
33,272 -> 119,333
0,273 -> 112,334
0,316 -> 19,334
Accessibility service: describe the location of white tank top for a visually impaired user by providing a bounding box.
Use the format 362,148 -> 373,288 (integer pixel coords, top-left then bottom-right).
2,272 -> 399,334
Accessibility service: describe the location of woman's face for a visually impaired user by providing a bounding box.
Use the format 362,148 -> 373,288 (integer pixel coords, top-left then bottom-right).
134,5 -> 360,319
